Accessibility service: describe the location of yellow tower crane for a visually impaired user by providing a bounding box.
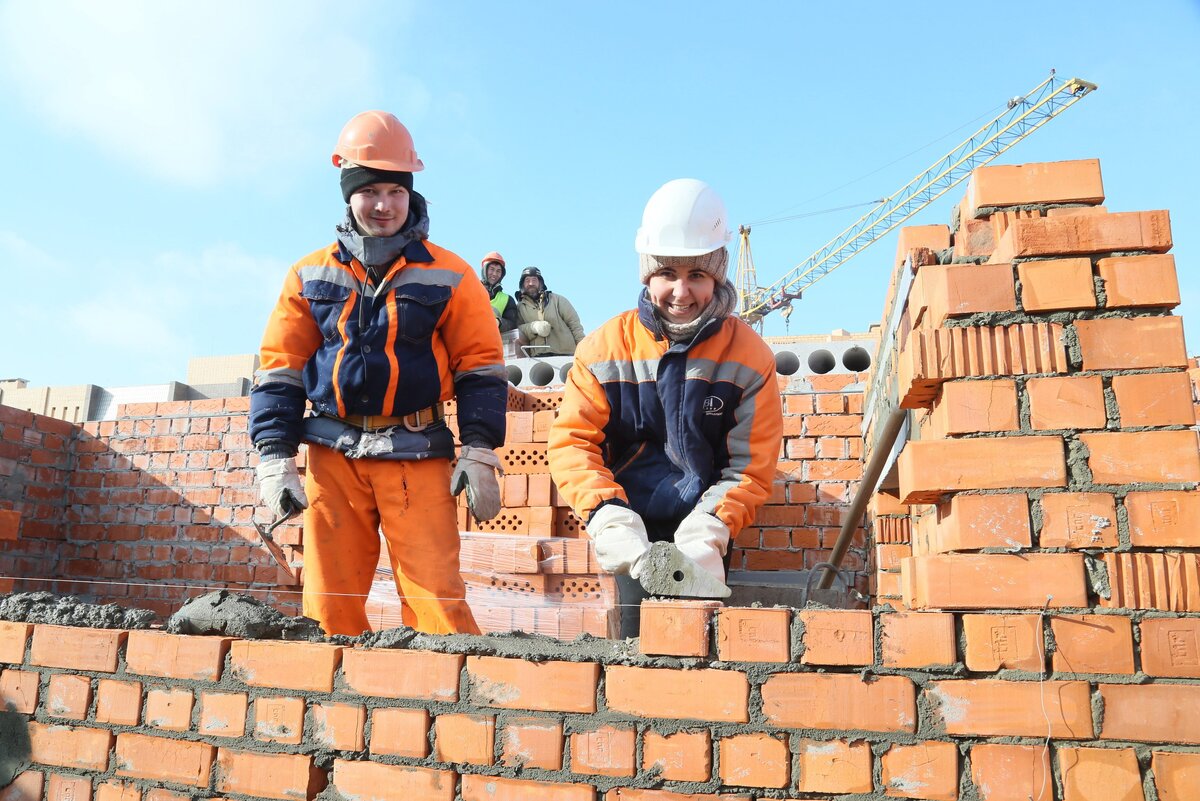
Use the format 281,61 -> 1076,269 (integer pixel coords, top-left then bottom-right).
735,71 -> 1098,329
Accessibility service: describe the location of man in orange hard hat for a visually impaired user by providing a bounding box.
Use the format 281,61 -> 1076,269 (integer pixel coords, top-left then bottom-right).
250,110 -> 507,636
480,251 -> 519,334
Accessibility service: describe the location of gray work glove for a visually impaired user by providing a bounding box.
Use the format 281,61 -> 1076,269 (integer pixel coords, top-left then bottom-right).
255,457 -> 308,518
450,445 -> 503,521
530,320 -> 551,338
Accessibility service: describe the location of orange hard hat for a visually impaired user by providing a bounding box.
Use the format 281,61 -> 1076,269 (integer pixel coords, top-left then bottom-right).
331,111 -> 425,172
482,251 -> 506,268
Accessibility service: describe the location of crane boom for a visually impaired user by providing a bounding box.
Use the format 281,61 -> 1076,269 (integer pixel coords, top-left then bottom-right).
739,72 -> 1097,323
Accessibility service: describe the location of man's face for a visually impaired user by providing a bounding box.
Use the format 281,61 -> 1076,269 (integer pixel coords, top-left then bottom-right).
349,183 -> 410,237
486,263 -> 504,284
522,275 -> 541,295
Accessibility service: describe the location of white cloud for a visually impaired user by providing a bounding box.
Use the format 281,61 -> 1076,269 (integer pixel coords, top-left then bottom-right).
0,0 -> 422,186
0,230 -> 288,386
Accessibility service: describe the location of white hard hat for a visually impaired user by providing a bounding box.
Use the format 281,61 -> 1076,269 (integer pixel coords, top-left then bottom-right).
634,178 -> 732,257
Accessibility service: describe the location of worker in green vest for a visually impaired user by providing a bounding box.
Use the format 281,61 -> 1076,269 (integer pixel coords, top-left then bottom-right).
480,252 -> 519,334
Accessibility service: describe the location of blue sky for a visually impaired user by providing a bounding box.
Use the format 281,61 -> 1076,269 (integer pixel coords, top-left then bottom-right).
1,1 -> 1198,388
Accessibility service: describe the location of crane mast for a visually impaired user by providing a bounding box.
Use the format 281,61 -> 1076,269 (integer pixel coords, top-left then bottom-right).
737,72 -> 1098,325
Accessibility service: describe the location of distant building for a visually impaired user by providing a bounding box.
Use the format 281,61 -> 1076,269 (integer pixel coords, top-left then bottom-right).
0,354 -> 259,423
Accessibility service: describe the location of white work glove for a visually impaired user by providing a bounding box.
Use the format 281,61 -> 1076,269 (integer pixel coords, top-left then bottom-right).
530,320 -> 551,338
255,457 -> 308,519
673,509 -> 731,582
587,504 -> 652,578
451,445 -> 503,521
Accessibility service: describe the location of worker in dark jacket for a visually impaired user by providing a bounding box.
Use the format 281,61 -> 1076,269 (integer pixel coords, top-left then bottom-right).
515,266 -> 585,356
250,111 -> 507,637
480,251 -> 519,334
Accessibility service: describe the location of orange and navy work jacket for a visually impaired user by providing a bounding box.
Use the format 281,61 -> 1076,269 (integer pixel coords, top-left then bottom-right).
548,292 -> 783,533
250,237 -> 507,454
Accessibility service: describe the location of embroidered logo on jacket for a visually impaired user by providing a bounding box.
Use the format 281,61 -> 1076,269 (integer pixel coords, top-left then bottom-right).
702,396 -> 724,415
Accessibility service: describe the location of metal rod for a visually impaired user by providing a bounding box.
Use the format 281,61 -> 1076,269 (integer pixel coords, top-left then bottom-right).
817,406 -> 908,590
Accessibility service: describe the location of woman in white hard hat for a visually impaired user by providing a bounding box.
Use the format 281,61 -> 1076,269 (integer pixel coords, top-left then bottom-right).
548,179 -> 784,635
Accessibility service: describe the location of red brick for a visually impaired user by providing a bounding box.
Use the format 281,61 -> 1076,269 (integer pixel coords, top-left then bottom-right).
1126,491 -> 1200,547
1101,684 -> 1200,743
1026,375 -> 1106,431
30,625 -> 124,672
798,609 -> 871,666
927,679 -> 1092,738
1060,746 -> 1143,801
953,216 -> 997,259
896,225 -> 951,268
717,608 -> 791,663
461,774 -> 595,801
719,733 -> 789,788
606,665 -> 748,722
0,621 -> 31,664
95,679 -> 141,726
29,723 -> 114,770
1018,257 -> 1096,312
500,717 -> 563,770
1081,430 -> 1200,484
1050,614 -> 1134,674
0,669 -> 38,713
332,758 -> 456,801
126,631 -> 231,681
435,713 -> 495,765
371,707 -> 430,758
46,775 -> 91,801
804,414 -> 862,436
902,553 -> 1087,610
880,612 -> 956,668
571,725 -> 636,777
642,730 -> 710,782
1112,371 -> 1195,427
253,696 -> 304,745
970,743 -> 1052,801
1152,751 -> 1200,801
46,674 -> 91,720
228,640 -> 342,693
1074,316 -> 1187,371
114,732 -> 214,786
899,322 -> 1068,408
604,792 -> 748,801
198,691 -> 248,738
965,160 -> 1104,217
1040,493 -> 1118,548
215,749 -> 323,801
881,741 -> 958,801
311,702 -> 365,751
638,599 -> 720,657
1099,552 -> 1200,611
467,656 -> 598,713
875,543 -> 912,571
344,648 -> 462,701
962,614 -> 1044,672
1140,618 -> 1200,678
0,771 -> 44,801
909,263 -> 1016,328
796,738 -> 872,794
144,687 -> 193,732
762,673 -> 915,732
898,437 -> 1066,504
921,493 -> 1031,553
1098,254 -> 1180,308
992,210 -> 1171,260
925,379 -> 1018,437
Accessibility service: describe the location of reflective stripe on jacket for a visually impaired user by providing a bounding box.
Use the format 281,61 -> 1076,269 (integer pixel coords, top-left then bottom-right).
250,237 -> 507,452
547,291 -> 783,533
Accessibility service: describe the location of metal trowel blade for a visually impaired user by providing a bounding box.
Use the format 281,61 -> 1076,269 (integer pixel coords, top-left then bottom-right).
636,542 -> 731,599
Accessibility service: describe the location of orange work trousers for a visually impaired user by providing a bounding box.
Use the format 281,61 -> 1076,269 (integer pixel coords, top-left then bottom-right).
302,444 -> 480,636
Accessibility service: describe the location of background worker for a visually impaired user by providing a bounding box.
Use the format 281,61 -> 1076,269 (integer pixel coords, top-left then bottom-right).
250,110 -> 507,637
480,251 -> 519,333
547,178 -> 784,636
515,266 -> 585,356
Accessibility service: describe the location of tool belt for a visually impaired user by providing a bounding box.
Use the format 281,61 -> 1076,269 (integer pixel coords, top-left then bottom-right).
321,402 -> 443,432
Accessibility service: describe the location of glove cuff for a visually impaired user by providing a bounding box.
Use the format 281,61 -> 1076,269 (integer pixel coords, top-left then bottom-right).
256,440 -> 297,461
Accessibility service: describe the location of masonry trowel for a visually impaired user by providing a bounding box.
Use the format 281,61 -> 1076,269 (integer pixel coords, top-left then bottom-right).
636,541 -> 732,599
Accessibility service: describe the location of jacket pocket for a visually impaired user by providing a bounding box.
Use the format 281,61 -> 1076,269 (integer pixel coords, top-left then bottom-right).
301,282 -> 352,341
396,284 -> 452,343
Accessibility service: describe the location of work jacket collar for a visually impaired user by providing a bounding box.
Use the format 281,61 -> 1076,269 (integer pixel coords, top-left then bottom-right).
334,190 -> 432,267
636,287 -> 724,348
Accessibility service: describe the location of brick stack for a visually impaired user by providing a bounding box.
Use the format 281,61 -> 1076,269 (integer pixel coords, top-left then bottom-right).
867,157 -> 1200,796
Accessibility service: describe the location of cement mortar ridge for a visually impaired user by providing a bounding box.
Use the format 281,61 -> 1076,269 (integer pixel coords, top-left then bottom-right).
0,591 -> 155,630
